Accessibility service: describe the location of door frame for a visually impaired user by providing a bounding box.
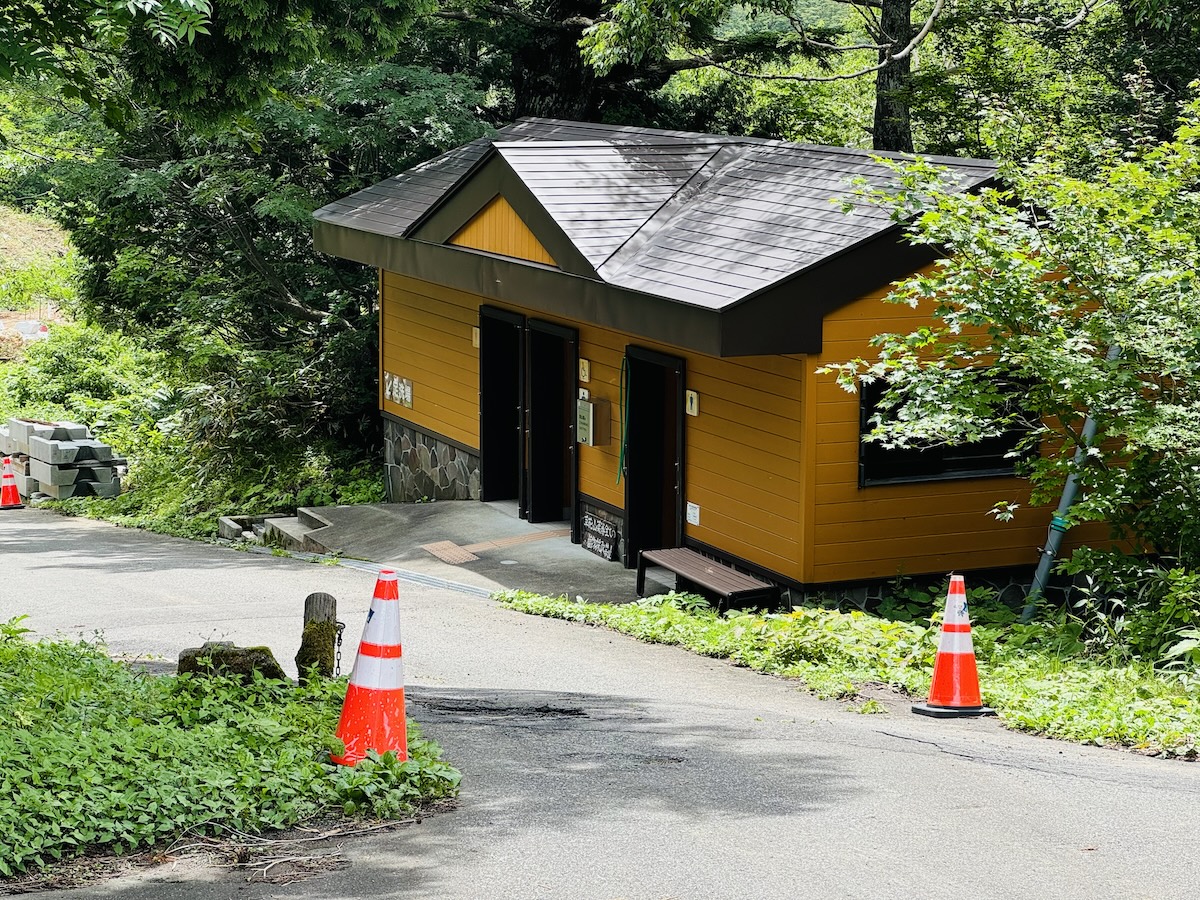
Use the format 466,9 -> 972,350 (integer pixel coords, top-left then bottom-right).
622,345 -> 686,567
526,318 -> 580,541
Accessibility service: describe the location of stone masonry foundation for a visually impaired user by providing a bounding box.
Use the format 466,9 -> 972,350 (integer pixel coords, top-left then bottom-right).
384,419 -> 481,503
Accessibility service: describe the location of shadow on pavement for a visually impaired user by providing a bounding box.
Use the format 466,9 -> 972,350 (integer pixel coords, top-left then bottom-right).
56,687 -> 854,899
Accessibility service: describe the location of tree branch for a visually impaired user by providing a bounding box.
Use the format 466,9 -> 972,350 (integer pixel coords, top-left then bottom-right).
1008,0 -> 1114,31
650,0 -> 945,84
432,3 -> 592,31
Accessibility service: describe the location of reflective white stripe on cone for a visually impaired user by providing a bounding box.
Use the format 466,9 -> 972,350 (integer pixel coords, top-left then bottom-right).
912,574 -> 996,719
331,570 -> 408,765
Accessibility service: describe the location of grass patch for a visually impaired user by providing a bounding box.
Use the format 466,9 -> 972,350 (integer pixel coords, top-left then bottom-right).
495,591 -> 1200,757
0,619 -> 460,877
0,206 -> 70,271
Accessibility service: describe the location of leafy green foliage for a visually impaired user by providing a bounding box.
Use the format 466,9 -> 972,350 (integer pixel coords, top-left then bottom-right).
1058,549 -> 1200,661
660,51 -> 874,146
0,57 -> 488,536
0,1 -> 212,125
911,0 -> 1200,161
0,252 -> 76,313
581,0 -> 848,77
496,591 -> 1200,755
39,60 -> 488,464
0,627 -> 459,876
122,0 -> 432,123
0,323 -> 385,538
822,103 -> 1200,572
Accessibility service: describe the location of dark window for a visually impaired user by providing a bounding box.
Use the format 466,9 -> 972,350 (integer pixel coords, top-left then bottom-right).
858,380 -> 1025,487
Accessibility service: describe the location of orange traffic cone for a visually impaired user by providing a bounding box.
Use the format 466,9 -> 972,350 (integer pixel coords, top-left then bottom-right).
331,569 -> 408,765
1,457 -> 24,510
912,574 -> 996,718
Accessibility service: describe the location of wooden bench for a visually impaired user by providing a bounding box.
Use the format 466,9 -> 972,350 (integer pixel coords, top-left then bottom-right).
636,547 -> 779,609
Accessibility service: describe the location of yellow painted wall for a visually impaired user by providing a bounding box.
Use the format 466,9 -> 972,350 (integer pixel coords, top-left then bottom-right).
380,272 -> 480,447
448,195 -> 557,266
806,284 -> 1109,583
380,270 -> 807,581
381,263 -> 1111,586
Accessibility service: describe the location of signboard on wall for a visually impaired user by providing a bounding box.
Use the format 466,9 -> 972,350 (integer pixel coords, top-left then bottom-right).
581,512 -> 619,561
383,372 -> 413,408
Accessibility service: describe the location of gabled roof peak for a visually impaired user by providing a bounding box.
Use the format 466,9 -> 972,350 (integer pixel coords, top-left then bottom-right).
313,117 -> 996,314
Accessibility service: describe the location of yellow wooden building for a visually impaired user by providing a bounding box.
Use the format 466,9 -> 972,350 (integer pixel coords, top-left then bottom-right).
314,118 -> 1081,591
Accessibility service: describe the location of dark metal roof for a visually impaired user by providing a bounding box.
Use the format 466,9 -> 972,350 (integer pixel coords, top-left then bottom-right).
495,141 -> 722,268
313,119 -> 641,240
313,117 -> 997,355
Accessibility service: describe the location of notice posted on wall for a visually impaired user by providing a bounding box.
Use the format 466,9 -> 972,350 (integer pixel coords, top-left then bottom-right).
581,512 -> 619,561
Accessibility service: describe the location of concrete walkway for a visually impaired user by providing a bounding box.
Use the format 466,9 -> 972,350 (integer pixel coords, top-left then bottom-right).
298,501 -> 668,604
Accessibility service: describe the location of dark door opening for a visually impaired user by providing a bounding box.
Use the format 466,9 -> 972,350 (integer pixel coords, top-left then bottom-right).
526,320 -> 578,530
479,307 -> 525,504
623,346 -> 685,567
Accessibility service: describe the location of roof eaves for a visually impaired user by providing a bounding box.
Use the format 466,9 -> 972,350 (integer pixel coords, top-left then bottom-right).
720,168 -> 998,312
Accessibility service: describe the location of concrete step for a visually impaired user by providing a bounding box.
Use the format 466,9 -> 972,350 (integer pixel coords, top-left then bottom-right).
296,507 -> 341,555
263,516 -> 310,551
297,507 -> 332,530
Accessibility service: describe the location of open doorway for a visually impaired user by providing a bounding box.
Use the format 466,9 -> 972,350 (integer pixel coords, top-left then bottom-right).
623,346 -> 685,567
478,309 -> 578,536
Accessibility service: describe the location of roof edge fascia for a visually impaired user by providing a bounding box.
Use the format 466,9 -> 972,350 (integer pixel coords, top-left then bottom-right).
313,220 -> 736,355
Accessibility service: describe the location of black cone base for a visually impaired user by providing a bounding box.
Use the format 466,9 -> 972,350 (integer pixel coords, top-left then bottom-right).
912,703 -> 997,718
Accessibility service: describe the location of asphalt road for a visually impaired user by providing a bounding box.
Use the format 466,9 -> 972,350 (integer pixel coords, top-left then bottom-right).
3,509 -> 1199,899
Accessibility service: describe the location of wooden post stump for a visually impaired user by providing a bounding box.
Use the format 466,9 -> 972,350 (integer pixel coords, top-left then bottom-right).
296,591 -> 338,683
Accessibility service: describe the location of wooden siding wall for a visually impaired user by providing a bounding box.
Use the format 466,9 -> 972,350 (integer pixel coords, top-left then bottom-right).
807,285 -> 1107,583
448,195 -> 557,266
380,265 -> 1112,587
570,323 -> 806,581
381,272 -> 480,448
380,270 -> 807,582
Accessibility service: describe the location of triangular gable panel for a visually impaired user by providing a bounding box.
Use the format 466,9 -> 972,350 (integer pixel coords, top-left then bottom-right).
448,195 -> 557,267
407,152 -> 599,279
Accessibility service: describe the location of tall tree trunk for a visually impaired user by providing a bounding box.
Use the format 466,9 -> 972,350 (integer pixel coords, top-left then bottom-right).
511,0 -> 601,119
873,0 -> 914,152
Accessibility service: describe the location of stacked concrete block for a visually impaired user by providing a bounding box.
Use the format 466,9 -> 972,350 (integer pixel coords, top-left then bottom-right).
0,454 -> 40,498
1,418 -> 125,499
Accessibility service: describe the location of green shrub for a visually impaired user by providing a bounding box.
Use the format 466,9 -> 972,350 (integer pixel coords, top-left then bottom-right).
0,624 -> 459,876
1060,549 -> 1200,662
0,324 -> 385,538
0,252 -> 78,313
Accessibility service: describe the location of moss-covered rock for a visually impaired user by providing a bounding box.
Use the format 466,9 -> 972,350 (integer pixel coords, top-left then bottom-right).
177,641 -> 287,682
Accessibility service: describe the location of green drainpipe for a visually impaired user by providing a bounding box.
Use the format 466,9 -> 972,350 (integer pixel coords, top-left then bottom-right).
1021,346 -> 1119,623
